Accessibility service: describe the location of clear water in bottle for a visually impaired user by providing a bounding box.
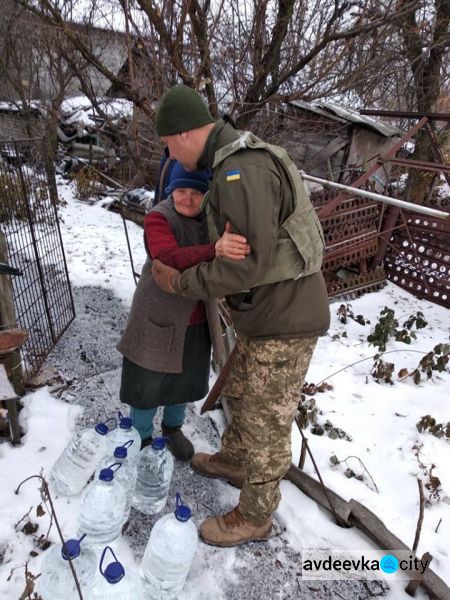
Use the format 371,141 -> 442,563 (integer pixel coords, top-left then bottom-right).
77,463 -> 126,547
39,534 -> 96,599
95,441 -> 137,523
86,546 -> 145,599
132,437 -> 174,515
49,422 -> 110,496
107,412 -> 141,461
141,493 -> 198,600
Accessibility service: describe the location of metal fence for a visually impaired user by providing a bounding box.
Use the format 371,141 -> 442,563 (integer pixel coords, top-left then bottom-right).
384,210 -> 449,309
309,189 -> 387,299
0,138 -> 75,380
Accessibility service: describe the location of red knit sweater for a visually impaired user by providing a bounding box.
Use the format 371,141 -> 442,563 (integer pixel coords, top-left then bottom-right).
144,211 -> 215,324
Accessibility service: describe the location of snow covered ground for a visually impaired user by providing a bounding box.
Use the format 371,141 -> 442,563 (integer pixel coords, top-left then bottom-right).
0,179 -> 449,599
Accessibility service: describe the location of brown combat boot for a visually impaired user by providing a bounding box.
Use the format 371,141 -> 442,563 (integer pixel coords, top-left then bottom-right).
191,452 -> 247,488
200,506 -> 272,547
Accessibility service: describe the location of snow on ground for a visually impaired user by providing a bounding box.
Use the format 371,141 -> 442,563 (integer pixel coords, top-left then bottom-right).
0,180 -> 449,599
56,177 -> 146,303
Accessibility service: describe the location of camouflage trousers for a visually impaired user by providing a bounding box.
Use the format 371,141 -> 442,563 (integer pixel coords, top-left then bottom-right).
221,335 -> 317,524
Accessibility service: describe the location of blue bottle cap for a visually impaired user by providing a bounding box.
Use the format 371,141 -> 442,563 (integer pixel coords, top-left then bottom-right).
174,492 -> 192,522
175,504 -> 192,522
104,561 -> 125,584
152,437 -> 167,450
113,446 -> 127,459
61,539 -> 81,560
99,467 -> 114,482
119,417 -> 132,430
95,422 -> 109,435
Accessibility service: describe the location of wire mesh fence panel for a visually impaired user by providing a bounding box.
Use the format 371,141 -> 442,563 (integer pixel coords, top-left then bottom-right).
0,138 -> 75,380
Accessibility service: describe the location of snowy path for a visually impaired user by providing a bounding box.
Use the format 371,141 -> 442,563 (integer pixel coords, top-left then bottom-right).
44,285 -> 390,600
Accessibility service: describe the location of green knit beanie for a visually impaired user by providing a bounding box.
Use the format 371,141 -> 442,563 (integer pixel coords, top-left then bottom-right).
156,85 -> 215,136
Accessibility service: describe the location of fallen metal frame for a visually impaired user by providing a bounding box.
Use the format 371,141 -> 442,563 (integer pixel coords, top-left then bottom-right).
310,111 -> 449,308
303,173 -> 449,220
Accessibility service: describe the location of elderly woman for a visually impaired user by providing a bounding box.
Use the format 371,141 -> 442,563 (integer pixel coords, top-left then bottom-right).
117,162 -> 249,460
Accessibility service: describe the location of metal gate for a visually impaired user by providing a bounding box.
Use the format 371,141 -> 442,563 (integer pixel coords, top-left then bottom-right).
0,138 -> 75,380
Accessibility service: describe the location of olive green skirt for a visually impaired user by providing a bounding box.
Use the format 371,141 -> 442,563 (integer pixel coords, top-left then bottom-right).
119,322 -> 211,410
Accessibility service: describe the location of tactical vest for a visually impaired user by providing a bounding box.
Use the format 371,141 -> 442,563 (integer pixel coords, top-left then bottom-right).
206,131 -> 325,286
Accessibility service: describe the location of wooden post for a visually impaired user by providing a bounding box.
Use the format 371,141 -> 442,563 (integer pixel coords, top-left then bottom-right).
0,364 -> 20,444
0,232 -> 25,395
405,552 -> 433,597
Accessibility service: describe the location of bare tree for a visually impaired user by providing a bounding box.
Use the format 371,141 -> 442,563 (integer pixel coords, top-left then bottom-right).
0,0 -> 75,149
398,0 -> 450,202
16,1 -> 426,121
6,0 -> 449,195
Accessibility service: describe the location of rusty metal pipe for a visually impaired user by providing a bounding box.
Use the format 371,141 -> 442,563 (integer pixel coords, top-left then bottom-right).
302,173 -> 450,219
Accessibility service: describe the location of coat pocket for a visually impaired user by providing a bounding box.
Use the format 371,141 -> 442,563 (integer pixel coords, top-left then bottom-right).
140,318 -> 175,353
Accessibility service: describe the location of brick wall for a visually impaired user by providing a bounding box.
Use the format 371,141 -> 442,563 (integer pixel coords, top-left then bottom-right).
0,111 -> 45,141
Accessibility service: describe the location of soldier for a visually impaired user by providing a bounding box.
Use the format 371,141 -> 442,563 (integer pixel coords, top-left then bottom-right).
152,85 -> 330,547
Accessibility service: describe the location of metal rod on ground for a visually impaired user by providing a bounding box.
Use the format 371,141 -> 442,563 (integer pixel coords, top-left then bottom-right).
121,216 -> 140,286
299,436 -> 308,470
412,479 -> 425,554
296,420 -> 349,528
301,173 -> 450,219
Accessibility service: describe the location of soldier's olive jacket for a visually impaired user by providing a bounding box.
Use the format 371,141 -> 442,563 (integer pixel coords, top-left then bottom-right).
173,120 -> 330,340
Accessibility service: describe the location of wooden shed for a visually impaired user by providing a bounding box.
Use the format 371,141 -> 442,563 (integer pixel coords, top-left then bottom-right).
265,101 -> 403,299
276,100 -> 401,190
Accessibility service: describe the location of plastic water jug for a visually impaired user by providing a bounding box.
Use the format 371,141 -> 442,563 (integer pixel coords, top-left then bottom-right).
87,546 -> 145,599
49,421 -> 109,496
132,437 -> 174,515
96,441 -> 137,523
141,493 -> 198,599
39,534 -> 96,599
77,463 -> 126,547
107,412 -> 141,461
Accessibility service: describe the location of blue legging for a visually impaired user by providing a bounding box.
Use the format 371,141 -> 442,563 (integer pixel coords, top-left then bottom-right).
130,403 -> 187,440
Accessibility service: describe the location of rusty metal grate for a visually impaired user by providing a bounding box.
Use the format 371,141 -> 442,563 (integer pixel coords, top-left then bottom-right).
310,190 -> 387,299
0,138 -> 75,380
384,211 -> 449,308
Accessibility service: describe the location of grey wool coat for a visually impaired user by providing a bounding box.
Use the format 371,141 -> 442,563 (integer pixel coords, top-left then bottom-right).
117,198 -> 224,373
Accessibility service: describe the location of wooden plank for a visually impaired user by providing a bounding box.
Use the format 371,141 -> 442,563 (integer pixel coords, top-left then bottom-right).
0,363 -> 20,444
304,137 -> 348,171
0,233 -> 25,394
0,363 -> 17,401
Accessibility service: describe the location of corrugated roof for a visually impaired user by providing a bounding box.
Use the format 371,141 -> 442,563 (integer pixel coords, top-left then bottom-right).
288,100 -> 401,137
288,100 -> 348,124
320,102 -> 401,136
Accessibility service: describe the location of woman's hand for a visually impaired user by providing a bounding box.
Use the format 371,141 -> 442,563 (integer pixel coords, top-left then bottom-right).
215,222 -> 251,260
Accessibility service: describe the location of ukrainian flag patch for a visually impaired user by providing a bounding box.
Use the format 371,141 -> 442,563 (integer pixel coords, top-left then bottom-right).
226,170 -> 241,182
